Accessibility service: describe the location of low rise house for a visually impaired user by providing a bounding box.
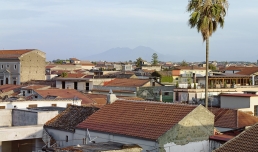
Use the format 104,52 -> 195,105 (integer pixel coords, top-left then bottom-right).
75,100 -> 214,152
209,108 -> 258,132
43,105 -> 99,148
0,84 -> 21,99
213,123 -> 258,152
92,78 -> 162,97
0,107 -> 60,152
0,98 -> 81,109
220,93 -> 258,116
33,89 -> 94,106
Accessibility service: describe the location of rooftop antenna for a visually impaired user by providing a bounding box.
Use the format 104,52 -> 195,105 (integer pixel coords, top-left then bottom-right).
86,129 -> 97,144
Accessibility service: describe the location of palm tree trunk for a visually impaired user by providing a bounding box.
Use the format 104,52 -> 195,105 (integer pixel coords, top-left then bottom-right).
205,36 -> 209,108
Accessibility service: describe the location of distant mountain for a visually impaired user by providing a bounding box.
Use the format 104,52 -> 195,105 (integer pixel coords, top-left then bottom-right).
84,46 -> 176,62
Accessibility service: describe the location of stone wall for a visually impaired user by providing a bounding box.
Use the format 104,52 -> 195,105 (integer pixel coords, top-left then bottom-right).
20,50 -> 46,83
158,105 -> 214,152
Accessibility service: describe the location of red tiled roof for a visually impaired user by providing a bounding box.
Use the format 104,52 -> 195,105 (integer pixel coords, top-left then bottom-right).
213,123 -> 258,152
22,85 -> 49,90
34,89 -> 94,105
0,49 -> 33,59
174,66 -> 206,70
209,134 -> 235,142
104,78 -> 149,87
209,108 -> 258,129
236,67 -> 258,75
220,93 -> 258,97
70,58 -> 80,61
65,73 -> 86,78
76,100 -> 197,140
0,84 -> 21,93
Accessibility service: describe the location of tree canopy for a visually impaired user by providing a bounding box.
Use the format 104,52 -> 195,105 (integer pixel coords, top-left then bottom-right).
135,57 -> 143,67
151,53 -> 158,65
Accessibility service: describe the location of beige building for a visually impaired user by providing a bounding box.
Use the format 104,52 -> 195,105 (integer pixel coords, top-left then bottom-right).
0,49 -> 46,85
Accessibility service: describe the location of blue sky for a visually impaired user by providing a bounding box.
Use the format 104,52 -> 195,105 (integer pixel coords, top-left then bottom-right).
0,0 -> 258,62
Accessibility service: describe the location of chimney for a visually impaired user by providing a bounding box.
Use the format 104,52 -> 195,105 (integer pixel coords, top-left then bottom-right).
159,89 -> 162,102
107,89 -> 117,104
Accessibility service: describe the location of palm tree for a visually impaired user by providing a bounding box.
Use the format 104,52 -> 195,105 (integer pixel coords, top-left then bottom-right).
187,0 -> 228,108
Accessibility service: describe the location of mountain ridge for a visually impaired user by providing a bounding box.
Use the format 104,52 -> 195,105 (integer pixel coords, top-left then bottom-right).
84,46 -> 176,62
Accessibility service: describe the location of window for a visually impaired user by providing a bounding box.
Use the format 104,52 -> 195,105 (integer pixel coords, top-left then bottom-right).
66,136 -> 68,142
86,82 -> 89,91
23,91 -> 25,96
0,106 -> 5,109
28,90 -> 31,93
1,65 -> 3,69
52,104 -> 57,107
254,105 -> 258,116
175,92 -> 179,101
14,64 -> 17,69
6,64 -> 9,68
164,92 -> 169,96
28,104 -> 37,108
74,82 -> 78,90
35,96 -> 38,98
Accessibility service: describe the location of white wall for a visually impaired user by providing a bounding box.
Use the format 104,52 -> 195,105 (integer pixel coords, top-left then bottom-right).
45,128 -> 76,148
74,129 -> 158,151
0,110 -> 12,127
220,96 -> 250,110
164,140 -> 209,152
0,99 -> 81,109
0,125 -> 43,141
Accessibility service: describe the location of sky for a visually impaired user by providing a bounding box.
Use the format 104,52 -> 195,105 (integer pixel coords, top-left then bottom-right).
0,0 -> 258,62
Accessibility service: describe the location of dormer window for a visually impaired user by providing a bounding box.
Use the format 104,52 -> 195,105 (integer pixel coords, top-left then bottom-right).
6,64 -> 9,68
14,65 -> 17,69
1,65 -> 3,69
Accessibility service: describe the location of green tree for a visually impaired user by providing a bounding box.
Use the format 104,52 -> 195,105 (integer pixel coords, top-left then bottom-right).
187,0 -> 228,108
151,53 -> 158,65
61,72 -> 68,77
135,57 -> 143,67
209,64 -> 217,71
180,60 -> 188,66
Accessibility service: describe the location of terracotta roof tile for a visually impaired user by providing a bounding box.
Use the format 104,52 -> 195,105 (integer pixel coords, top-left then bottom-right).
104,78 -> 149,87
34,89 -> 94,105
0,49 -> 34,59
45,105 -> 99,132
65,73 -> 86,78
22,85 -> 49,90
213,123 -> 258,152
209,108 -> 258,129
0,84 -> 21,93
76,100 -> 197,140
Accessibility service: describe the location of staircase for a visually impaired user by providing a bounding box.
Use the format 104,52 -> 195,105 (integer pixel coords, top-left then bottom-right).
42,129 -> 58,149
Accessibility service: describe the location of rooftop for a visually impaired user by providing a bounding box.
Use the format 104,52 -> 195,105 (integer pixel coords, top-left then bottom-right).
45,105 -> 99,132
76,100 -> 198,140
34,89 -> 94,105
213,123 -> 258,152
209,108 -> 258,129
0,49 -> 34,59
103,78 -> 150,87
57,142 -> 142,152
0,84 -> 21,93
220,93 -> 258,97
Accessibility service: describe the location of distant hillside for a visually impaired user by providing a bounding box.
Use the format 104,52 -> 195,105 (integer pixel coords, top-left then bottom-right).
84,46 -> 176,62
